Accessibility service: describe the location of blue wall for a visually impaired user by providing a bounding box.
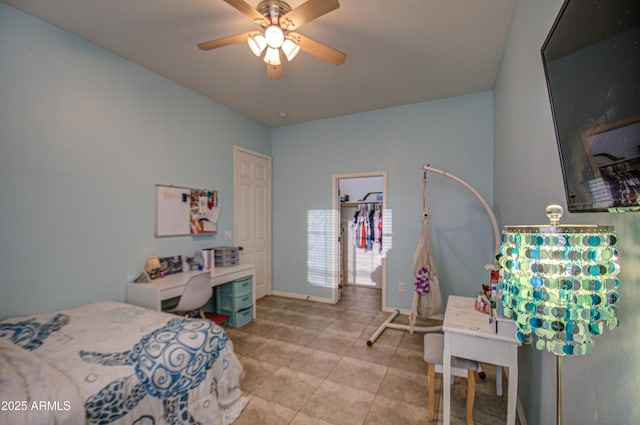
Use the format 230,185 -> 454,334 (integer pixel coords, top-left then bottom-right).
271,93 -> 496,309
494,0 -> 640,423
0,4 -> 270,318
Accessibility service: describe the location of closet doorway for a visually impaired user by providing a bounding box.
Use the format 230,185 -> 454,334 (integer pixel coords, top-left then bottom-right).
332,171 -> 387,310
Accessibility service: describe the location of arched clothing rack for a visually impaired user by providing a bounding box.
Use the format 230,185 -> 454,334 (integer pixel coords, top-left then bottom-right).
366,164 -> 500,346
423,165 -> 500,255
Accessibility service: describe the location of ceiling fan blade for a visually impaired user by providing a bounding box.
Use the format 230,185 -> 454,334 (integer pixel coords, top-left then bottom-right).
197,31 -> 254,51
223,0 -> 270,27
280,0 -> 340,31
293,32 -> 346,66
267,64 -> 282,80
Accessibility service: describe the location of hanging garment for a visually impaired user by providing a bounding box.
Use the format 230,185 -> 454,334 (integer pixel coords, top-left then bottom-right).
351,203 -> 383,252
375,205 -> 383,253
366,207 -> 375,251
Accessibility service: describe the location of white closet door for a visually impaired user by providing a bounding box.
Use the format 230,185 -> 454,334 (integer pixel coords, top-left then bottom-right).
234,146 -> 272,299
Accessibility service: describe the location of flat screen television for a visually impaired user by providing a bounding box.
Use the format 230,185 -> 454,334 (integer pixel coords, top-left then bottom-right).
541,0 -> 640,212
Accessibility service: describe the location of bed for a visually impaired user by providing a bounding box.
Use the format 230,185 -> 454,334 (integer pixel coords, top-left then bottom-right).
0,301 -> 249,425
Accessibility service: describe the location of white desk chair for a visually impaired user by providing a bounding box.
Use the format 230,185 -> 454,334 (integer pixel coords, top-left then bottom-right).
165,273 -> 212,319
424,332 -> 479,425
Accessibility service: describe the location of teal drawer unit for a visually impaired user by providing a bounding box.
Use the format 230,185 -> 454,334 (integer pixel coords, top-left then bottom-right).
216,276 -> 253,327
220,306 -> 253,328
217,276 -> 252,297
217,292 -> 252,312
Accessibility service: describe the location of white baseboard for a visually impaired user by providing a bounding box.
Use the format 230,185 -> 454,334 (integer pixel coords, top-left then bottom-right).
269,291 -> 333,304
502,368 -> 527,425
516,399 -> 527,425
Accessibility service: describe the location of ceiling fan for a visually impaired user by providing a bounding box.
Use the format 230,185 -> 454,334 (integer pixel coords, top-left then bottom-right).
197,0 -> 347,80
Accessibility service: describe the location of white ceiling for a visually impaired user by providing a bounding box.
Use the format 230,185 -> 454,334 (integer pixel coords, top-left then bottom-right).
2,0 -> 517,127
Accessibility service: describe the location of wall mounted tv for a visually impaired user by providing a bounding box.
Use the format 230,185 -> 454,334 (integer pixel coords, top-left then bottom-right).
541,0 -> 639,212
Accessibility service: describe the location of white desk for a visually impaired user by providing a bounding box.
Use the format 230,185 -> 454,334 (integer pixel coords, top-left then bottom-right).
442,295 -> 520,425
126,264 -> 256,318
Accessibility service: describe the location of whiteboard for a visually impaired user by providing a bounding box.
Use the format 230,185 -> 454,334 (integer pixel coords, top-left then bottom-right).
156,185 -> 191,236
155,185 -> 219,237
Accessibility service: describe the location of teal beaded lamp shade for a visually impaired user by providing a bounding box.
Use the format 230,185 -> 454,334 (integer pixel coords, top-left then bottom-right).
499,205 -> 620,356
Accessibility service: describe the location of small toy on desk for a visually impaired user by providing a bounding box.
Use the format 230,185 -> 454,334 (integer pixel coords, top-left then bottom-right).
186,252 -> 204,271
475,255 -> 504,322
474,287 -> 492,314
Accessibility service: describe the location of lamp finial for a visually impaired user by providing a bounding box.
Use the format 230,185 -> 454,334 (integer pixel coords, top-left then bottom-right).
545,204 -> 564,226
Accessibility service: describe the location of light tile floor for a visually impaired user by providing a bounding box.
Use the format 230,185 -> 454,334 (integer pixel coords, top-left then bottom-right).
225,286 -> 513,425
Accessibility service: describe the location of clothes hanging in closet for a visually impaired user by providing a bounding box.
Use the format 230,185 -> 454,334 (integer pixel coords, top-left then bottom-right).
352,203 -> 383,253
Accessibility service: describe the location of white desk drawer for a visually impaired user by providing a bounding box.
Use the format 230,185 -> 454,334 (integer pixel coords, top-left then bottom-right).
496,316 -> 518,339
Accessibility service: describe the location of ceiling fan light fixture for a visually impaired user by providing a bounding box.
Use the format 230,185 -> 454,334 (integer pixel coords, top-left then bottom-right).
263,47 -> 281,65
198,0 -> 345,80
281,38 -> 300,61
264,25 -> 285,49
247,33 -> 267,56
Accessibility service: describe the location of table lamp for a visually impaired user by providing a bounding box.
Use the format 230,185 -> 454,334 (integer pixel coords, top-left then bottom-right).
499,205 -> 620,425
145,255 -> 161,280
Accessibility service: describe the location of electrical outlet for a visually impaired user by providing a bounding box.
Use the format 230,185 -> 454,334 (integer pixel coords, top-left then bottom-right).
224,231 -> 232,241
399,282 -> 405,292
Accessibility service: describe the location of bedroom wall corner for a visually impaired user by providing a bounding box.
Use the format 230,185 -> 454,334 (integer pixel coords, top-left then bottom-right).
270,91 -> 496,311
0,3 -> 270,318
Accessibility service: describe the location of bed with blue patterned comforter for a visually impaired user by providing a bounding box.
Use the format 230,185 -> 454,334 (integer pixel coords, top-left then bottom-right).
0,301 -> 249,425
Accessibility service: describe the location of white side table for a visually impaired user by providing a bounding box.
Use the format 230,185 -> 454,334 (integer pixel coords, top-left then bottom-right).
442,295 -> 520,425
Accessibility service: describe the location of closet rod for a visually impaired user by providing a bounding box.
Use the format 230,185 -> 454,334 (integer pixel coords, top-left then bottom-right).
340,201 -> 382,207
423,164 -> 500,255
360,191 -> 383,202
